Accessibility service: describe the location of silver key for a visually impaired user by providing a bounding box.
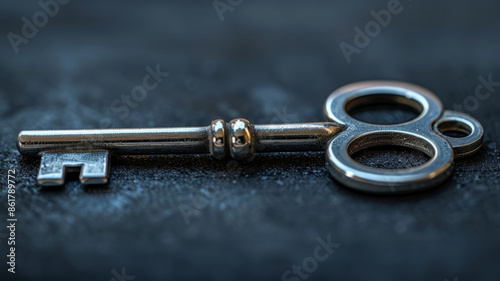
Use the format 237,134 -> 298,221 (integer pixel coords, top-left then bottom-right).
17,81 -> 484,194
19,122 -> 342,185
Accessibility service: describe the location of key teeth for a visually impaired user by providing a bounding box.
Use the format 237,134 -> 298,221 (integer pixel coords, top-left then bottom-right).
37,151 -> 110,186
38,177 -> 66,187
80,177 -> 108,185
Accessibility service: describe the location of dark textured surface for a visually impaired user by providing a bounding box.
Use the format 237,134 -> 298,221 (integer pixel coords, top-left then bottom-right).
1,0 -> 500,280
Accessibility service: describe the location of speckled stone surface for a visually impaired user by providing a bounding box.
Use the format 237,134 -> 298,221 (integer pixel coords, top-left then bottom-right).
1,0 -> 499,280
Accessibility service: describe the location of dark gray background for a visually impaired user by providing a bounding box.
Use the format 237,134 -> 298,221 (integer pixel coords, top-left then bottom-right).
1,0 -> 499,280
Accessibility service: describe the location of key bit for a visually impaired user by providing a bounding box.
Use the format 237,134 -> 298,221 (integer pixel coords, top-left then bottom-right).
38,151 -> 109,186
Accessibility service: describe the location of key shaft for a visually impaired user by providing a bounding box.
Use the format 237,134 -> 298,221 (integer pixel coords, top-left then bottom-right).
17,119 -> 344,160
18,127 -> 209,156
18,119 -> 344,186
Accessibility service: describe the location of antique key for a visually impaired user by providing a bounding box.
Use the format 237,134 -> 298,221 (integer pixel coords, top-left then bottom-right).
17,81 -> 484,194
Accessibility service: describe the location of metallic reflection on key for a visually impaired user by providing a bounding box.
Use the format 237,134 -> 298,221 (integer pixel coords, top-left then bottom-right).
38,151 -> 109,186
19,122 -> 342,186
17,81 -> 484,193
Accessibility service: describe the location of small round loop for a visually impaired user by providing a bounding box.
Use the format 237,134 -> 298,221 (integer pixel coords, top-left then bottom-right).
432,110 -> 484,158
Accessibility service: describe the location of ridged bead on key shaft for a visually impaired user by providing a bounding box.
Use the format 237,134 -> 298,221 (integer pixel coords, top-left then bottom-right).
208,118 -> 257,161
228,118 -> 255,161
208,119 -> 226,160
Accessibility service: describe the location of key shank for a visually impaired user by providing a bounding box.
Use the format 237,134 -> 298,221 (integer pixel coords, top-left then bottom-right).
17,119 -> 344,160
